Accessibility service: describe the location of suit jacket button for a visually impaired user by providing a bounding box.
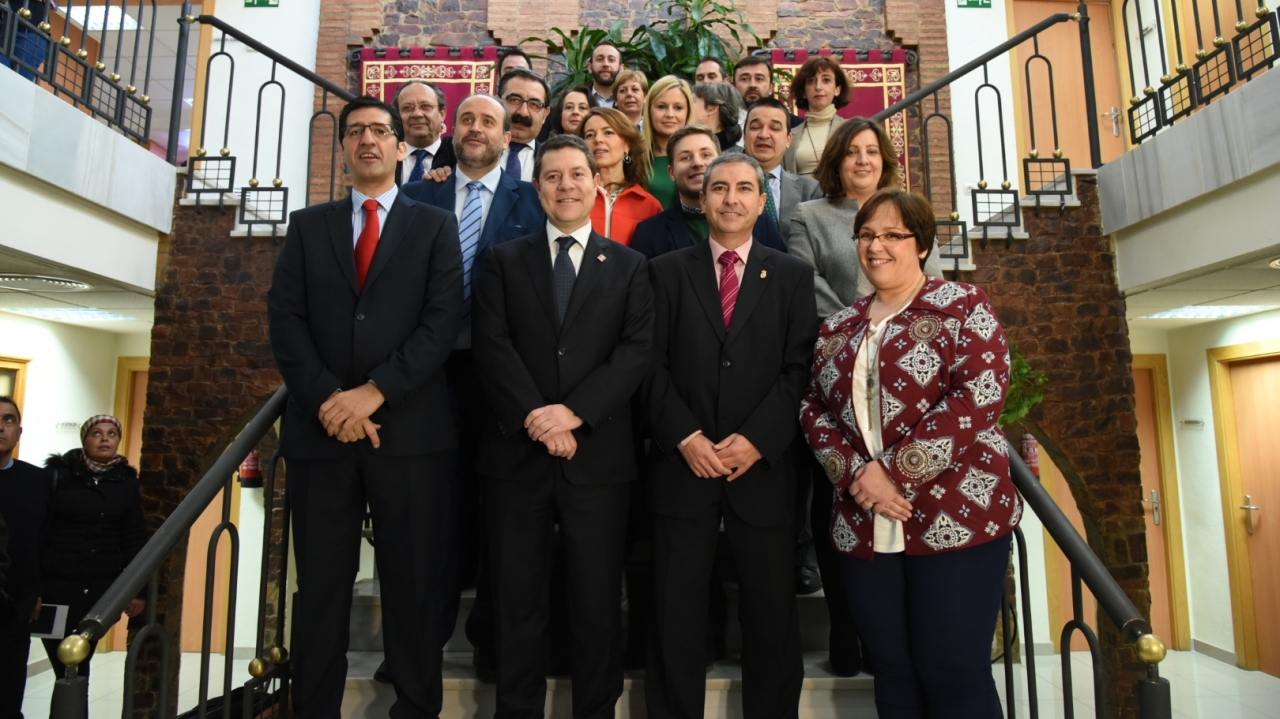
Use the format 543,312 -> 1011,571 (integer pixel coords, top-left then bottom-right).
721,360 -> 731,368
356,314 -> 365,321
558,348 -> 566,356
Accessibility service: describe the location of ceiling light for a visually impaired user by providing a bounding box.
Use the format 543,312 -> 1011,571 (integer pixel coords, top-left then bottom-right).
4,308 -> 135,322
1140,305 -> 1278,320
0,275 -> 91,292
61,6 -> 141,32
1269,258 -> 1280,269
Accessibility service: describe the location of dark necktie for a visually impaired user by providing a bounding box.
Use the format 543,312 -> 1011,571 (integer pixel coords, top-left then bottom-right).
764,174 -> 779,225
718,250 -> 740,329
506,142 -> 528,179
408,148 -> 429,183
355,199 -> 380,291
554,236 -> 577,324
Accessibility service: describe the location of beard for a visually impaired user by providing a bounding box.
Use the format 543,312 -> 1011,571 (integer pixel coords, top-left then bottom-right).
591,69 -> 616,89
454,133 -> 502,169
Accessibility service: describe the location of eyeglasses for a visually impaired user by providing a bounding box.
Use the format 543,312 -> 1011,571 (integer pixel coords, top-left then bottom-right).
855,231 -> 917,245
399,103 -> 439,113
503,94 -> 546,113
344,123 -> 396,140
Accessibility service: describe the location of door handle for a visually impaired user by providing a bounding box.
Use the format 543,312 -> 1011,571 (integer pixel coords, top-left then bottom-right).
1141,489 -> 1161,526
1101,106 -> 1122,137
1241,494 -> 1260,535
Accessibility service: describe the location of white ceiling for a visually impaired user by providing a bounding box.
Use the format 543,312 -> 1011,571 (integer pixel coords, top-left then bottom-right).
0,247 -> 154,333
1125,250 -> 1280,330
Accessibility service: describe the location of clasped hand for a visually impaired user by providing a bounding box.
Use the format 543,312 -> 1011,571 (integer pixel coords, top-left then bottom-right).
679,433 -> 760,481
319,384 -> 385,448
848,461 -> 913,521
526,404 -> 583,459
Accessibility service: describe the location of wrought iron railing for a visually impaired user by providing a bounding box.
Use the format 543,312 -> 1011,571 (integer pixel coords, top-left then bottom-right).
0,0 -> 158,142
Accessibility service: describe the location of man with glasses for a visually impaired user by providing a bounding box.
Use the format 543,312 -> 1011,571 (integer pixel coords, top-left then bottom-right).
393,80 -> 456,184
497,68 -> 551,182
268,95 -> 464,719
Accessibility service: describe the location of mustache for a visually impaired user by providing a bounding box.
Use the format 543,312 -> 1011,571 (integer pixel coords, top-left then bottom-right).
511,113 -> 533,127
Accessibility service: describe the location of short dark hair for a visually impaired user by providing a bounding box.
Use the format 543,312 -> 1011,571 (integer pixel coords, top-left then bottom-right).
815,117 -> 900,199
733,55 -> 772,77
744,96 -> 792,131
790,56 -> 852,111
667,123 -> 721,159
854,190 -> 936,270
703,153 -> 765,196
497,47 -> 532,75
392,80 -> 446,115
498,67 -> 551,104
339,95 -> 404,142
691,83 -> 742,146
551,86 -> 599,134
0,396 -> 20,423
534,133 -> 599,181
696,56 -> 727,76
591,39 -> 620,58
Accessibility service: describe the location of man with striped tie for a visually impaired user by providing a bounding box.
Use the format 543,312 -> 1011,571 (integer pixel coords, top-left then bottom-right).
401,92 -> 544,681
472,133 -> 654,719
642,153 -> 815,719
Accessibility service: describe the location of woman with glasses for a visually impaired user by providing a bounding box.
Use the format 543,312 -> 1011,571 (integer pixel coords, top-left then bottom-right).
580,107 -> 663,246
800,190 -> 1020,719
642,76 -> 695,209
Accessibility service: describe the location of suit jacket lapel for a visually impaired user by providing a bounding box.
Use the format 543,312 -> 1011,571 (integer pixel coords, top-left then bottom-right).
663,205 -> 693,252
683,241 -> 727,342
780,172 -> 798,225
362,194 -> 411,292
327,198 -> 359,294
522,231 -> 560,330
725,243 -> 773,345
482,174 -> 518,250
560,232 -> 607,333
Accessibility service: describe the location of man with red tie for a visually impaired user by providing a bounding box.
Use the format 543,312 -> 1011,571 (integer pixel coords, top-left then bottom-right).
267,95 -> 464,719
643,153 -> 816,719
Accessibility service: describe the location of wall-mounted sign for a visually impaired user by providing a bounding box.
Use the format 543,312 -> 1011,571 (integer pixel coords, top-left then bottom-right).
1179,419 -> 1206,429
245,0 -> 279,7
958,0 -> 992,7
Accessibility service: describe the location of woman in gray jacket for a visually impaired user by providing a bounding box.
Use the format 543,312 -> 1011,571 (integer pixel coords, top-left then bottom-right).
788,118 -> 944,318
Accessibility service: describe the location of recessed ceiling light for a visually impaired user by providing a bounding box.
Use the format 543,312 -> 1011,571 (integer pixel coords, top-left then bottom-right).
4,308 -> 135,322
0,275 -> 91,292
1269,258 -> 1280,269
61,6 -> 141,32
1140,305 -> 1278,320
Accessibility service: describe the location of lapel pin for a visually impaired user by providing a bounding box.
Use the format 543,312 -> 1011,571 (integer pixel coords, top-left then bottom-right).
598,253 -> 607,262
760,270 -> 768,279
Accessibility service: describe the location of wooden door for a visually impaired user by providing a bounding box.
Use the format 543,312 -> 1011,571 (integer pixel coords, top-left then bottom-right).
1227,357 -> 1280,677
1013,1 -> 1127,166
1134,368 -> 1174,643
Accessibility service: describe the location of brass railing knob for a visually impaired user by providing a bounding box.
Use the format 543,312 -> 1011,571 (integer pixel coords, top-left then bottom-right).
249,178 -> 260,187
1196,49 -> 1209,58
94,62 -> 106,72
1213,36 -> 1227,47
1236,20 -> 1249,31
1070,12 -> 1082,21
978,180 -> 988,190
18,7 -> 31,18
248,658 -> 269,677
1257,6 -> 1270,18
1001,181 -> 1012,190
58,633 -> 92,666
110,73 -> 121,82
1176,63 -> 1190,73
141,95 -> 150,104
1129,96 -> 1142,106
185,14 -> 196,23
1160,74 -> 1173,84
949,212 -> 960,221
1053,149 -> 1063,159
1030,149 -> 1040,159
268,645 -> 289,664
127,85 -> 137,94
220,147 -> 231,157
272,178 -> 283,187
59,36 -> 71,46
1136,633 -> 1167,664
196,147 -> 208,157
1143,86 -> 1156,95
38,21 -> 51,33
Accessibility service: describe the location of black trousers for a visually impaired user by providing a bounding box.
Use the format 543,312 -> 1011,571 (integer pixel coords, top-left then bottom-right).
840,533 -> 1012,719
808,456 -> 863,670
647,499 -> 803,719
487,468 -> 631,719
289,450 -> 453,719
0,616 -> 30,719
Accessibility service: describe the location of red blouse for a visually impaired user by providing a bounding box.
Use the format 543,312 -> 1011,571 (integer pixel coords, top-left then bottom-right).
799,278 -> 1022,559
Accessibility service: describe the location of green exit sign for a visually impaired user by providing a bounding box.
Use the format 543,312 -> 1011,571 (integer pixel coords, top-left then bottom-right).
958,0 -> 992,6
245,0 -> 279,6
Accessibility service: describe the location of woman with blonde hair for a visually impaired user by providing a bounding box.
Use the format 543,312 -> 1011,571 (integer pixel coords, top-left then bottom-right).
579,107 -> 663,246
642,75 -> 695,209
614,69 -> 649,127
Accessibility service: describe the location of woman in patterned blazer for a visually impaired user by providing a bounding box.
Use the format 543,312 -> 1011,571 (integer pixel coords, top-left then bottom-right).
799,189 -> 1021,719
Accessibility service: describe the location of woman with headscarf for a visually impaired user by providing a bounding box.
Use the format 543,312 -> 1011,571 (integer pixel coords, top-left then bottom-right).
40,415 -> 147,686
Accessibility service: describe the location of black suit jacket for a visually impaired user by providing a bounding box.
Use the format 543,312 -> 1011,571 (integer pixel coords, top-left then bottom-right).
395,137 -> 457,186
268,193 -> 464,458
473,230 -> 655,484
630,202 -> 788,260
643,241 -> 817,526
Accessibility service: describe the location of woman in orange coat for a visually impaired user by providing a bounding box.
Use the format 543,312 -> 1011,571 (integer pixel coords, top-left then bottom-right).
579,107 -> 663,246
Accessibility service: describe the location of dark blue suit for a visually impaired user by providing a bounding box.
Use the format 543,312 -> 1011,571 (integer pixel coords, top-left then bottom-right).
630,201 -> 788,260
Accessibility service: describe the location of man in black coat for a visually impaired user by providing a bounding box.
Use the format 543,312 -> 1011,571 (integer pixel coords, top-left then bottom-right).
472,134 -> 654,719
267,95 -> 463,719
0,396 -> 36,718
393,80 -> 457,185
643,153 -> 815,719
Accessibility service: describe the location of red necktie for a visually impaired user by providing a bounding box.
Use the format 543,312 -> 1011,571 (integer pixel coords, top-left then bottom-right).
718,250 -> 740,329
355,198 -> 380,290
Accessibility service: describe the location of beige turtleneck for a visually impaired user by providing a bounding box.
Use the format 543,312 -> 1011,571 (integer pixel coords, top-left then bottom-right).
794,104 -> 839,177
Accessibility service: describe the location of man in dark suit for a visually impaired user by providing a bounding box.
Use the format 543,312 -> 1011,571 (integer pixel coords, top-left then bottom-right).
394,80 -> 457,184
643,153 -> 815,719
473,134 -> 654,719
744,97 -> 822,241
401,93 -> 545,680
631,125 -> 788,260
267,95 -> 463,719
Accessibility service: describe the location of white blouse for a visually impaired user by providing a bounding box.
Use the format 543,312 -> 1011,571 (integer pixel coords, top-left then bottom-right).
851,303 -> 910,553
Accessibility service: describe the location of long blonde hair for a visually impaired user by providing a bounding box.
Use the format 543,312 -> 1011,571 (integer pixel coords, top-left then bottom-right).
642,75 -> 695,157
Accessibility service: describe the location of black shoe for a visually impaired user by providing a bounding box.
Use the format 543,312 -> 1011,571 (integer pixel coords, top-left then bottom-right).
373,659 -> 393,684
795,565 -> 823,595
473,646 -> 497,684
828,654 -> 862,677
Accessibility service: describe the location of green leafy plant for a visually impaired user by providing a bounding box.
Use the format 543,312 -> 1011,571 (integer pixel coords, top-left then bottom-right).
523,22 -> 648,97
999,343 -> 1049,428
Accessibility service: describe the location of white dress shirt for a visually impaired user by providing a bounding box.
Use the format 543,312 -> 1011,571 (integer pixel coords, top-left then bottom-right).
350,185 -> 399,247
498,140 -> 537,183
400,137 -> 443,185
546,220 -> 592,274
591,87 -> 615,108
454,165 -> 504,235
852,303 -> 911,553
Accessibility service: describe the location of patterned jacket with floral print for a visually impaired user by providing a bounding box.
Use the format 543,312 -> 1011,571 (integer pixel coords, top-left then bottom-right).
799,277 -> 1022,559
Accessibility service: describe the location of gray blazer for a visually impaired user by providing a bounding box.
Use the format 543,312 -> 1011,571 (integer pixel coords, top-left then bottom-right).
774,169 -> 823,240
787,196 -> 946,320
782,115 -> 845,176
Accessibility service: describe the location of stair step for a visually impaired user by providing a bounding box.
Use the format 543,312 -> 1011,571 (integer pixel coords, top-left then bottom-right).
340,651 -> 877,719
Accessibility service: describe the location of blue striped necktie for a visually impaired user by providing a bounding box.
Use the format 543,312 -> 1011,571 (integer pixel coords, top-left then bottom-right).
408,149 -> 428,183
459,181 -> 484,316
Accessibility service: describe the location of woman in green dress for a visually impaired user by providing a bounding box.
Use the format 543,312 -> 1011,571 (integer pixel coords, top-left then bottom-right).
641,75 -> 694,209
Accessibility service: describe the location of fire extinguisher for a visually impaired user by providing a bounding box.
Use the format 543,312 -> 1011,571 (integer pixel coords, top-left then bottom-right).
1021,434 -> 1040,478
239,448 -> 264,488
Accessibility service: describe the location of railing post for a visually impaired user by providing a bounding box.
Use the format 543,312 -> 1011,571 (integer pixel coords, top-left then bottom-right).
49,673 -> 89,719
1137,667 -> 1173,718
1076,1 -> 1104,168
167,2 -> 193,164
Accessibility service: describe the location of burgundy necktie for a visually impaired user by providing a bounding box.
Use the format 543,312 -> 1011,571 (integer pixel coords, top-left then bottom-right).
718,250 -> 740,329
355,198 -> 380,290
